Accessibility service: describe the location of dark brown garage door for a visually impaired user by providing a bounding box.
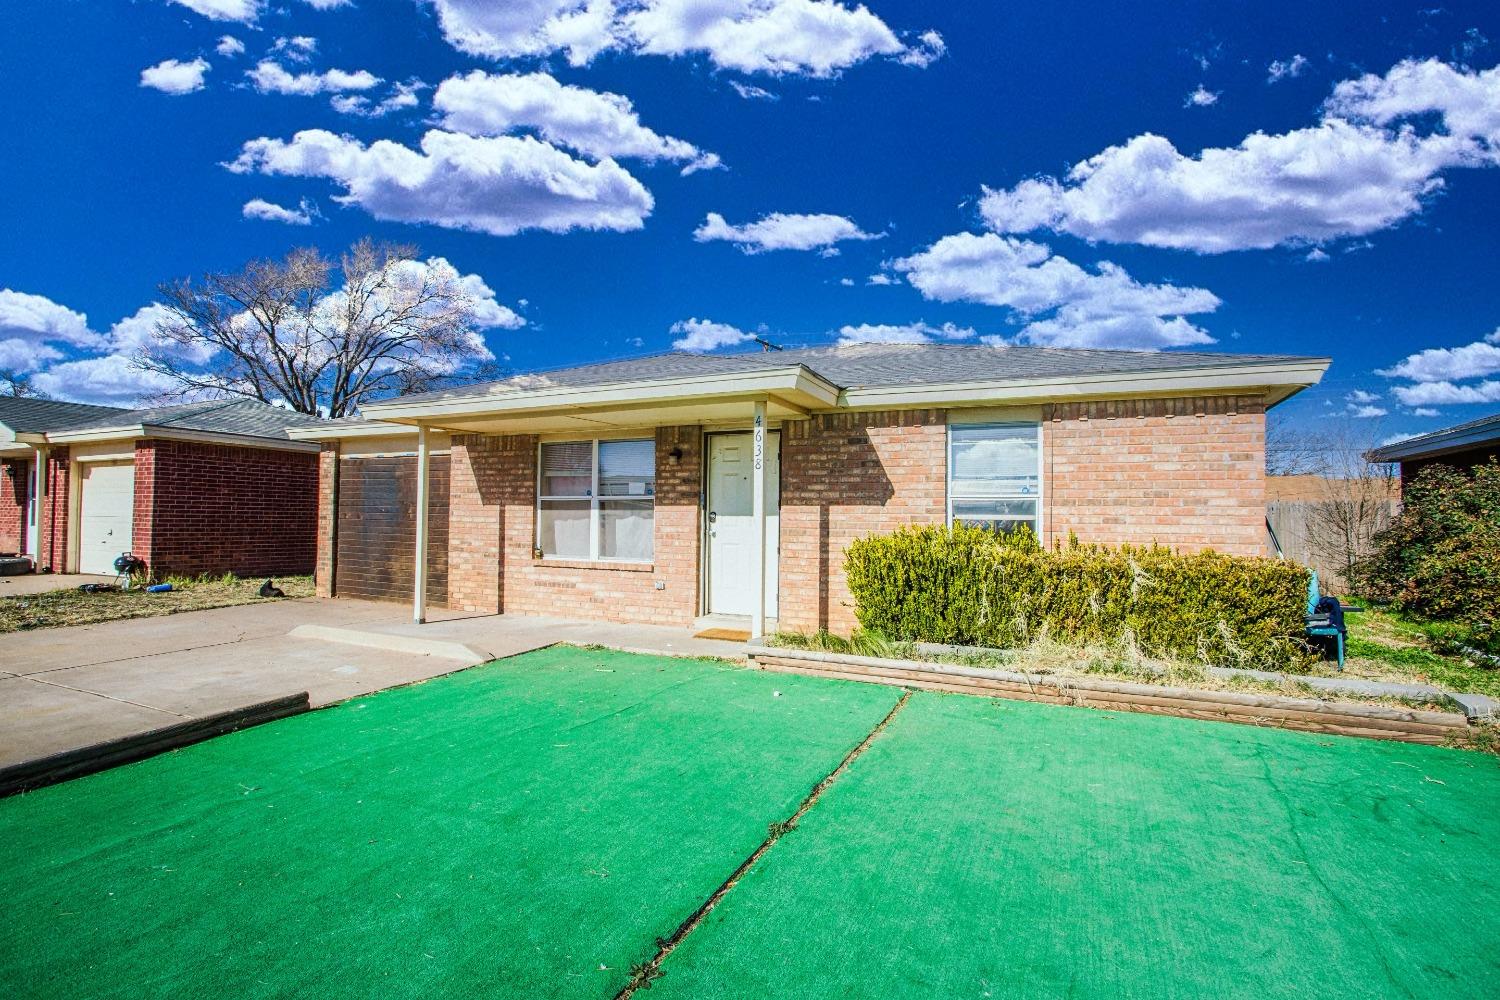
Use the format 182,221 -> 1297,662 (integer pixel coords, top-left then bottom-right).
335,455 -> 450,606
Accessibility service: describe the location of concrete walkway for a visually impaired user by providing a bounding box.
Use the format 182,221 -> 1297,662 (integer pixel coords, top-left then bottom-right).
0,599 -> 744,771
300,607 -> 748,663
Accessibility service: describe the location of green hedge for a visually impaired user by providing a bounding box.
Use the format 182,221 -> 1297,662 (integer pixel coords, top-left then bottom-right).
845,525 -> 1313,671
1355,459 -> 1500,655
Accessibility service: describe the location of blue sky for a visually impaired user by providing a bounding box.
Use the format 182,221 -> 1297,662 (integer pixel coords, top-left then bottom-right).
2,1 -> 1499,438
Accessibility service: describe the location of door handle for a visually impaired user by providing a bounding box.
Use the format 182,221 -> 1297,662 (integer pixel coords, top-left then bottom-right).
707,511 -> 717,523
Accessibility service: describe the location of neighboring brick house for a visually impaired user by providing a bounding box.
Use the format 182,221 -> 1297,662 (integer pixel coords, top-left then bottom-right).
1367,411 -> 1500,489
292,343 -> 1328,636
0,397 -> 323,578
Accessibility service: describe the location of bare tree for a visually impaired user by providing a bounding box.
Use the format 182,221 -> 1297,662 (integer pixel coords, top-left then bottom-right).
1265,418 -> 1399,589
0,370 -> 48,398
141,239 -> 497,417
1266,420 -> 1329,476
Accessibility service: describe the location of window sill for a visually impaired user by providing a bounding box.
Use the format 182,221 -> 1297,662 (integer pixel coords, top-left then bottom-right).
534,558 -> 655,573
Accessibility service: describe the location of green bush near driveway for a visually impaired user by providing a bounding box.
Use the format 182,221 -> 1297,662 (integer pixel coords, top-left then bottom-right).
845,524 -> 1313,671
1355,459 -> 1500,655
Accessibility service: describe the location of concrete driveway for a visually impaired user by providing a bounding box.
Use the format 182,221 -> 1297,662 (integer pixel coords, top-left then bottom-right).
0,573 -> 115,597
0,599 -> 543,770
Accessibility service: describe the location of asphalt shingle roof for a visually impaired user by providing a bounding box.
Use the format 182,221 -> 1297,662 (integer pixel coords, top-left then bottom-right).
1368,411 -> 1500,461
0,397 -> 130,434
60,398 -> 326,440
381,342 -> 1324,407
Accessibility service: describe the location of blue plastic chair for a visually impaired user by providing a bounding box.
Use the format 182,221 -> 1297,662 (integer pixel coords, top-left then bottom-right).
1305,571 -> 1345,671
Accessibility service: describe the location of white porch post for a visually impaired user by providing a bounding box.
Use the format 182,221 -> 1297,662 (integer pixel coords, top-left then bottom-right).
413,424 -> 430,624
30,446 -> 48,569
751,399 -> 767,640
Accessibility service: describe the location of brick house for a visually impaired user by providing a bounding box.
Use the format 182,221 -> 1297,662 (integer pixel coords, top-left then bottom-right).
291,344 -> 1328,636
0,397 -> 324,578
1367,411 -> 1500,489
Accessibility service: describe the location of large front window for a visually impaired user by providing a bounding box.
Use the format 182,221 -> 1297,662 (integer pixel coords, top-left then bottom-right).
948,423 -> 1041,536
538,439 -> 655,561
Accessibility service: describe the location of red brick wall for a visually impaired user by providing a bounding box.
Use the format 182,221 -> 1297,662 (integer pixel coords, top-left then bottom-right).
341,395 -> 1270,631
445,427 -> 703,625
135,439 -> 319,578
779,410 -> 949,634
1042,395 -> 1267,557
1,458 -> 28,554
41,449 -> 68,572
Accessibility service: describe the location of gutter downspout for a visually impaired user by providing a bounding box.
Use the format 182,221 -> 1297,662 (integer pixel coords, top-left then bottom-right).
30,446 -> 49,571
414,424 -> 430,624
751,400 -> 767,640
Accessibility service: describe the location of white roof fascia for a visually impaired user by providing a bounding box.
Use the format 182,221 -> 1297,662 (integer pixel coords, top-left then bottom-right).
361,366 -> 840,423
838,360 -> 1330,410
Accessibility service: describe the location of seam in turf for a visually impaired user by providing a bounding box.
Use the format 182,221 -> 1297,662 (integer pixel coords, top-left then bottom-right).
615,689 -> 914,997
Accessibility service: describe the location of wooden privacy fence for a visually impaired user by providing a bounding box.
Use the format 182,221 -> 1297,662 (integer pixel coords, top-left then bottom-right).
1266,498 -> 1399,592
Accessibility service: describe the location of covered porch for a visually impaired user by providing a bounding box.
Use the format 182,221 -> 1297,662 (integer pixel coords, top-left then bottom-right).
301,361 -> 840,640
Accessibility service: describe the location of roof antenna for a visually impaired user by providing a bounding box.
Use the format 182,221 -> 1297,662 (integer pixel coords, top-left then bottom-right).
753,336 -> 783,352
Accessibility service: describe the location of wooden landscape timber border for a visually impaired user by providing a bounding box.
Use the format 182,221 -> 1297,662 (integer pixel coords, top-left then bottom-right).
0,692 -> 311,798
747,646 -> 1471,745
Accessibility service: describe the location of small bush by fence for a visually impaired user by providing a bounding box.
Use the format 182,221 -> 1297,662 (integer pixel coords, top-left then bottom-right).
845,525 -> 1313,672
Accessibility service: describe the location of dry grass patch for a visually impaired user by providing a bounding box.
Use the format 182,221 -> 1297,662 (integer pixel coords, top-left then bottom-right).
767,630 -> 1457,713
0,574 -> 314,633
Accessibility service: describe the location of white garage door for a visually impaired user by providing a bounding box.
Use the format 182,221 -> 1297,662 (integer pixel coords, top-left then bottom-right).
79,461 -> 135,575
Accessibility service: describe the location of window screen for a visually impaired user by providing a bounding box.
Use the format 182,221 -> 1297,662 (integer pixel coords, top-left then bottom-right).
537,439 -> 655,560
948,423 -> 1041,536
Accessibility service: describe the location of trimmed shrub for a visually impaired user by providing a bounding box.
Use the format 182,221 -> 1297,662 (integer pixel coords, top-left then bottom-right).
1355,459 -> 1500,654
845,524 -> 1313,671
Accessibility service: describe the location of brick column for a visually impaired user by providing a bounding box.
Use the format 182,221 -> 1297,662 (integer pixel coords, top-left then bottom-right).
41,448 -> 70,573
315,442 -> 339,597
447,433 -> 533,614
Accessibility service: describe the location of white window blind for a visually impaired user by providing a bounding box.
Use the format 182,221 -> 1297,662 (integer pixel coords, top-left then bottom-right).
537,438 -> 655,561
947,423 -> 1042,536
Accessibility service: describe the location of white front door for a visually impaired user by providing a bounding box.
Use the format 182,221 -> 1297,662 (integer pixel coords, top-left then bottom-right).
79,461 -> 135,575
706,431 -> 779,617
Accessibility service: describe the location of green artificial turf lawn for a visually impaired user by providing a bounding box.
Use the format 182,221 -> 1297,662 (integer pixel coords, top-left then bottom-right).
0,647 -> 900,1000
651,692 -> 1500,1000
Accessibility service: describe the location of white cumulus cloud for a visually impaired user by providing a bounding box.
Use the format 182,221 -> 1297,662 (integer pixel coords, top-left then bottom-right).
670,317 -> 755,351
1184,85 -> 1219,107
0,289 -> 103,353
247,60 -> 381,96
168,0 -> 263,24
1377,328 -> 1500,382
434,70 -> 719,173
624,0 -> 909,76
978,58 -> 1500,254
32,355 -> 183,406
894,232 -> 1221,350
1267,54 -> 1308,84
140,58 -> 211,95
216,36 -> 246,58
228,128 -> 654,236
425,0 -> 619,65
730,80 -> 777,100
424,0 -> 939,77
694,211 -> 881,253
242,197 -> 320,225
1392,380 -> 1500,406
270,36 -> 319,62
835,321 -> 975,345
331,80 -> 426,118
